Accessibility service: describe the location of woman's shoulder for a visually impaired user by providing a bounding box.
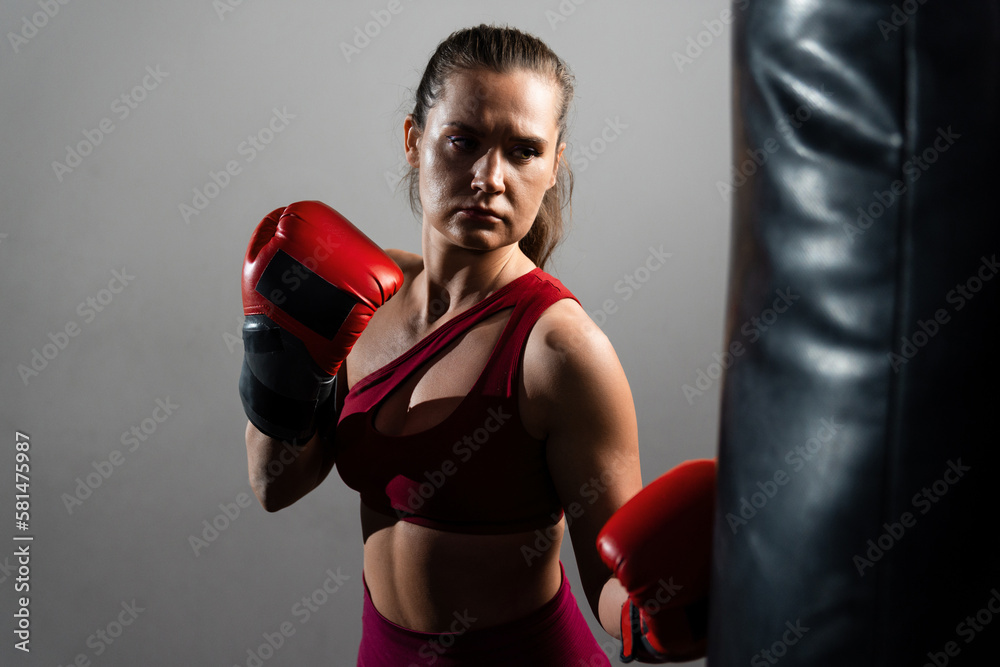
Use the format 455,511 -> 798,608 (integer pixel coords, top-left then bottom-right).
527,297 -> 614,370
522,279 -> 620,395
519,287 -> 630,438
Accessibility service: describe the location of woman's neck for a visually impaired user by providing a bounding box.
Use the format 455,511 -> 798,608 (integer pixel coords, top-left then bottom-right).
415,227 -> 535,325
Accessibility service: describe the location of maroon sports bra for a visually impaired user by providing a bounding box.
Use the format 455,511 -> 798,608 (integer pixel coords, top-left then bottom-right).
334,268 -> 578,535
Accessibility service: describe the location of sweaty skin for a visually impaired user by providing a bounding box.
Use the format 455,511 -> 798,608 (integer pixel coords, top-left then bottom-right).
246,66 -> 643,638
345,67 -> 642,635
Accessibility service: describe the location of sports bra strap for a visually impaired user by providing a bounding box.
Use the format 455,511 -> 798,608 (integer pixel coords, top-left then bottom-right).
378,288 -> 509,391
348,269 -> 579,408
479,271 -> 580,396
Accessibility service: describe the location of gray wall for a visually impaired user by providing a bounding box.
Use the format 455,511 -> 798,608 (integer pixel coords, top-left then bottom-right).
0,1 -> 731,664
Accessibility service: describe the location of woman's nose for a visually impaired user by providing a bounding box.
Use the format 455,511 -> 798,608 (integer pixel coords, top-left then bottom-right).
471,148 -> 505,194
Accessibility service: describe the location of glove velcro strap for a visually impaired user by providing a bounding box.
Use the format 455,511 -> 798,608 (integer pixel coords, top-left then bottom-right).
254,249 -> 357,340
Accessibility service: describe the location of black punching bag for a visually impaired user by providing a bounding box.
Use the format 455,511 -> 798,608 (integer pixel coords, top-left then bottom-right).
710,2 -> 1000,666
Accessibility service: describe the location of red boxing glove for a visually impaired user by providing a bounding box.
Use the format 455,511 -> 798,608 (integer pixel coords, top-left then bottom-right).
239,201 -> 403,443
242,200 -> 403,374
597,459 -> 716,663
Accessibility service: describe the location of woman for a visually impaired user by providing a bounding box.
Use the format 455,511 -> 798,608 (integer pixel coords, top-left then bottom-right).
244,25 -> 643,665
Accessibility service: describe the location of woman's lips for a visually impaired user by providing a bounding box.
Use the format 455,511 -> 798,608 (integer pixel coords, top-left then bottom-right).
458,207 -> 503,222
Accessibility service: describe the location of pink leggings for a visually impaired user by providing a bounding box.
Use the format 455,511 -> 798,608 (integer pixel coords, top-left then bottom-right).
356,561 -> 613,666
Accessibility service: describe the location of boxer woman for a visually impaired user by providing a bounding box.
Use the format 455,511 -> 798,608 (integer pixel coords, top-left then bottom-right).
243,25 -> 643,665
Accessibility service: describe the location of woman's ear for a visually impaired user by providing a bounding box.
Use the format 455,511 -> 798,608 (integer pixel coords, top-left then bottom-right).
404,115 -> 421,168
548,141 -> 567,189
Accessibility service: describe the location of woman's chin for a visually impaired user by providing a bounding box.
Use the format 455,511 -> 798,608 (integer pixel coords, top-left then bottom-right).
427,223 -> 514,254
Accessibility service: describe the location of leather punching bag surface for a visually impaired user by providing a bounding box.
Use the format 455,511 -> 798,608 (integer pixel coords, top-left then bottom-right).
711,2 -> 1000,666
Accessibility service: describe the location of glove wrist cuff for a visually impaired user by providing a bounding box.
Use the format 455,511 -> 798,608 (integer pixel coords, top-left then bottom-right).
239,314 -> 337,445
619,600 -> 636,662
620,600 -> 673,664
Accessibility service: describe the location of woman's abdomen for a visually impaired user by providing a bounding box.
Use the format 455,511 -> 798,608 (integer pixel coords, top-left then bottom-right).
359,502 -> 565,632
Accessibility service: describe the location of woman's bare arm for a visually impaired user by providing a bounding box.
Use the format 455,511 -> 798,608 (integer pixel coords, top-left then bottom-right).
245,423 -> 337,512
243,246 -> 415,512
245,364 -> 345,512
524,299 -> 644,637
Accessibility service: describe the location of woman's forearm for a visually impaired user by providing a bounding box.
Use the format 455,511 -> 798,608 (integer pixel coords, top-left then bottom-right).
244,421 -> 335,512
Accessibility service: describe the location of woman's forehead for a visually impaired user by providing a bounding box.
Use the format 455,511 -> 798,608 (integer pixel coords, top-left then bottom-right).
432,68 -> 561,134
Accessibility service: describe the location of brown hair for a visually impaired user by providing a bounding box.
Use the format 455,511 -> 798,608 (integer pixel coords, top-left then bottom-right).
402,24 -> 575,270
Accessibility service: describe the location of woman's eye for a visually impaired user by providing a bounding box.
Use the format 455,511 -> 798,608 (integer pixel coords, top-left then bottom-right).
512,146 -> 541,161
446,136 -> 539,161
446,136 -> 476,150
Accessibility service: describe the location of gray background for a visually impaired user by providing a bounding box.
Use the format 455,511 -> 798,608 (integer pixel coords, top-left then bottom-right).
0,1 -> 731,664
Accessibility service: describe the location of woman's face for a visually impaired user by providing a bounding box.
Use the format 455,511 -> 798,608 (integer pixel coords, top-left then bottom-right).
405,67 -> 565,258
